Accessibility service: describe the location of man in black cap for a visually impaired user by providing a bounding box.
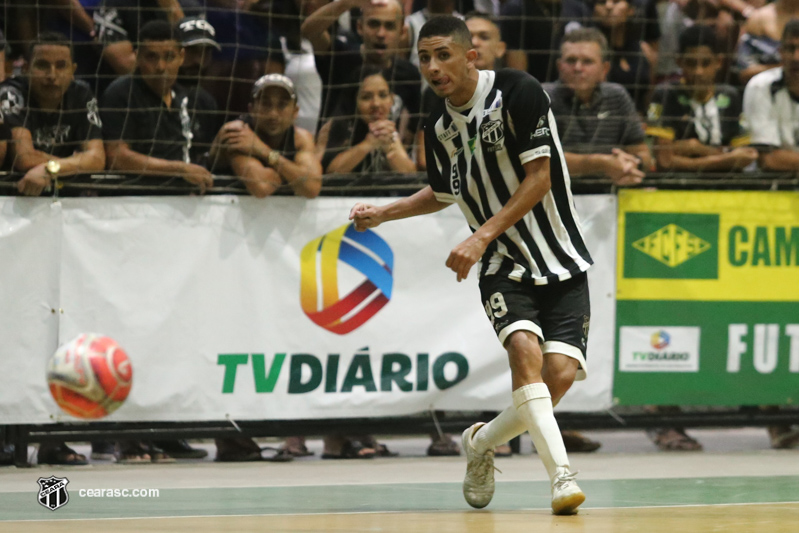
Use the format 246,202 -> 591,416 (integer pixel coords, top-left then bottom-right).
176,15 -> 223,166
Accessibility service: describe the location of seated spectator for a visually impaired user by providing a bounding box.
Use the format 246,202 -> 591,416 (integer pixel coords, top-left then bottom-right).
406,0 -> 463,68
0,32 -> 105,197
318,67 -> 416,175
592,0 -> 660,113
301,0 -> 421,138
94,0 -> 185,93
737,0 -> 799,84
744,18 -> 799,172
212,74 -> 322,198
176,16 -> 224,166
501,0 -> 592,83
543,28 -> 651,185
647,25 -> 757,172
100,20 -> 213,192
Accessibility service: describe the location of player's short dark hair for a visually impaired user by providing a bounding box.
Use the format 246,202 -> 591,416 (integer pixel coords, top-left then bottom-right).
28,32 -> 72,61
418,15 -> 472,50
782,18 -> 799,44
678,25 -> 719,55
464,11 -> 502,39
561,28 -> 609,61
138,20 -> 180,49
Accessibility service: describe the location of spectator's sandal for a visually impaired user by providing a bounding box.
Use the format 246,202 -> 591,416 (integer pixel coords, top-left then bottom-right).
321,441 -> 376,459
282,443 -> 314,457
261,447 -> 294,462
427,437 -> 461,456
38,444 -> 88,466
651,428 -> 703,451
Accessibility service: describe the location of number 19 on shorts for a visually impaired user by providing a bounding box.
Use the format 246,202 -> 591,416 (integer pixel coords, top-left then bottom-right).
484,292 -> 508,326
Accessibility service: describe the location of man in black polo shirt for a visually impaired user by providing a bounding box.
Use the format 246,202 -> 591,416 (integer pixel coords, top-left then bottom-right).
543,28 -> 650,185
176,15 -> 224,166
101,20 -> 213,192
301,0 -> 421,137
501,0 -> 591,83
0,32 -> 105,196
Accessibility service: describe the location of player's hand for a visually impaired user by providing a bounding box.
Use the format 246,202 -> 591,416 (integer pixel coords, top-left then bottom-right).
349,202 -> 383,231
446,234 -> 488,282
182,163 -> 214,194
17,164 -> 51,196
728,147 -> 759,168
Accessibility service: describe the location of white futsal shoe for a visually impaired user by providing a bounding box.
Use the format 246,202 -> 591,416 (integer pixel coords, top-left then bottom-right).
461,423 -> 496,509
551,466 -> 585,515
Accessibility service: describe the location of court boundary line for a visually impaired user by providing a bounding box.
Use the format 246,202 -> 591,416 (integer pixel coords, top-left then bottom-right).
2,500 -> 798,523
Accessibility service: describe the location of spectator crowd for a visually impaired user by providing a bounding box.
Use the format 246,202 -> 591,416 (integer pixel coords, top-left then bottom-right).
0,0 -> 798,198
1,0 -> 799,462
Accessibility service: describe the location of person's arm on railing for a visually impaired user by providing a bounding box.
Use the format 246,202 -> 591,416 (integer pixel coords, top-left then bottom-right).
228,153 -> 282,198
565,149 -> 644,185
105,140 -> 214,192
654,138 -> 760,171
759,149 -> 799,171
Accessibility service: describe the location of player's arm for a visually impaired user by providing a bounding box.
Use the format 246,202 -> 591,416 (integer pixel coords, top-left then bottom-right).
446,157 -> 550,281
349,185 -> 450,231
229,153 -> 282,198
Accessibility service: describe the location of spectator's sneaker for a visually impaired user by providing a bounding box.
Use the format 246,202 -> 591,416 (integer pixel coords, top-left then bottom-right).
461,423 -> 495,509
551,466 -> 585,515
153,439 -> 208,459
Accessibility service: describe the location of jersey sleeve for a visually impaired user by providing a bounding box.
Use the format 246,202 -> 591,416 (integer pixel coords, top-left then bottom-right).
503,71 -> 552,164
743,77 -> 781,149
423,112 -> 456,204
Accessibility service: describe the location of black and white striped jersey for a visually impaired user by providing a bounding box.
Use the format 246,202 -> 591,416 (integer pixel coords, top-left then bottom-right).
424,69 -> 593,285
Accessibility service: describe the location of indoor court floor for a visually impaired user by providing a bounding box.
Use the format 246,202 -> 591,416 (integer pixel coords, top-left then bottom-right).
1,428 -> 797,532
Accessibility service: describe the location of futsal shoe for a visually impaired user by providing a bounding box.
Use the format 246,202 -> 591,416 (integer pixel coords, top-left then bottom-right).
551,466 -> 585,515
461,423 -> 496,509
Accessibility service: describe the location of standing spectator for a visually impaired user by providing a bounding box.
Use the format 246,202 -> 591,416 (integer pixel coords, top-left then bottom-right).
543,28 -> 650,185
406,0 -> 463,68
301,0 -> 422,138
501,0 -> 592,83
214,74 -> 322,198
737,0 -> 799,84
318,66 -> 416,175
100,20 -> 213,192
0,32 -> 105,197
176,15 -> 224,166
94,0 -> 185,92
745,18 -> 799,173
47,0 -> 102,92
592,0 -> 660,113
648,25 -> 757,171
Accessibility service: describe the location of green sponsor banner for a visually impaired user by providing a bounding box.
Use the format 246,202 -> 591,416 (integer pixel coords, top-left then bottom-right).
623,212 -> 719,280
614,300 -> 799,406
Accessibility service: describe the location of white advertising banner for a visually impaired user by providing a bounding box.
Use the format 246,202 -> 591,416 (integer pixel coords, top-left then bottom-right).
0,195 -> 616,424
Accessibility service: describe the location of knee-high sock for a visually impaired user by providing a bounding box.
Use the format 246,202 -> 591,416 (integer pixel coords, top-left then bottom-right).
512,382 -> 569,481
473,406 -> 527,454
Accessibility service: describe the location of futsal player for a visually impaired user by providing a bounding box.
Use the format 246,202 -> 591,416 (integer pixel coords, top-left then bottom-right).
349,15 -> 590,515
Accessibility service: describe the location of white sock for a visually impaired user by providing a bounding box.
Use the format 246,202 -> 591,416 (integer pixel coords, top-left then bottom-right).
512,382 -> 570,481
473,406 -> 527,454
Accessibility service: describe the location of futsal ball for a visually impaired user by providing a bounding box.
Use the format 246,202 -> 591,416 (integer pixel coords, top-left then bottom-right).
47,334 -> 133,419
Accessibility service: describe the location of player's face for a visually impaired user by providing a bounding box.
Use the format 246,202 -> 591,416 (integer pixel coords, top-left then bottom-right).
781,37 -> 799,82
418,36 -> 476,101
357,74 -> 393,123
137,40 -> 184,96
28,45 -> 75,104
467,18 -> 505,71
594,0 -> 634,28
558,41 -> 609,95
358,3 -> 404,62
678,46 -> 721,89
252,87 -> 298,137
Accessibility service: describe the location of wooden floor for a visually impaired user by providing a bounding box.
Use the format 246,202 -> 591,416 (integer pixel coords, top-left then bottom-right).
2,432 -> 798,533
5,504 -> 799,533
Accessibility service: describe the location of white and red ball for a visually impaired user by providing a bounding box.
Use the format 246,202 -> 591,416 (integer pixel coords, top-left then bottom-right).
47,334 -> 132,419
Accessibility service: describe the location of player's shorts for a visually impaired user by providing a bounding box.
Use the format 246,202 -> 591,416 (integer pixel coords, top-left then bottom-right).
479,270 -> 591,381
